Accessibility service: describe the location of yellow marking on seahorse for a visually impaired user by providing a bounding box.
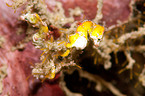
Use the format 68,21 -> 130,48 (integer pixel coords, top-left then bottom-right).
60,49 -> 70,57
49,67 -> 56,79
39,25 -> 49,34
66,33 -> 80,48
90,24 -> 104,37
62,21 -> 104,57
77,21 -> 93,32
66,21 -> 104,49
76,21 -> 93,39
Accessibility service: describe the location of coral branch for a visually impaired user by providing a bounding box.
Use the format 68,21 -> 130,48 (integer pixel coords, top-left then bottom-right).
94,25 -> 145,69
60,72 -> 83,96
93,0 -> 103,23
118,27 -> 145,44
139,65 -> 145,86
78,70 -> 126,96
124,51 -> 135,69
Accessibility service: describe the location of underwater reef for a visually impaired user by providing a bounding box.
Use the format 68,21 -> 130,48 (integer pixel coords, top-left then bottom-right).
0,0 -> 145,96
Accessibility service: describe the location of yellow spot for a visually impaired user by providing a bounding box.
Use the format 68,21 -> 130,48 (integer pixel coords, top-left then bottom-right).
39,25 -> 48,34
35,14 -> 42,22
50,36 -> 54,43
58,41 -> 66,45
90,24 -> 104,37
66,33 -> 80,48
49,67 -> 56,79
60,49 -> 70,57
6,3 -> 12,7
76,21 -> 94,39
77,21 -> 93,34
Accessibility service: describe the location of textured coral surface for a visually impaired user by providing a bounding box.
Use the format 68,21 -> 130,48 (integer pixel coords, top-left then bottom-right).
0,0 -> 64,96
57,0 -> 131,26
